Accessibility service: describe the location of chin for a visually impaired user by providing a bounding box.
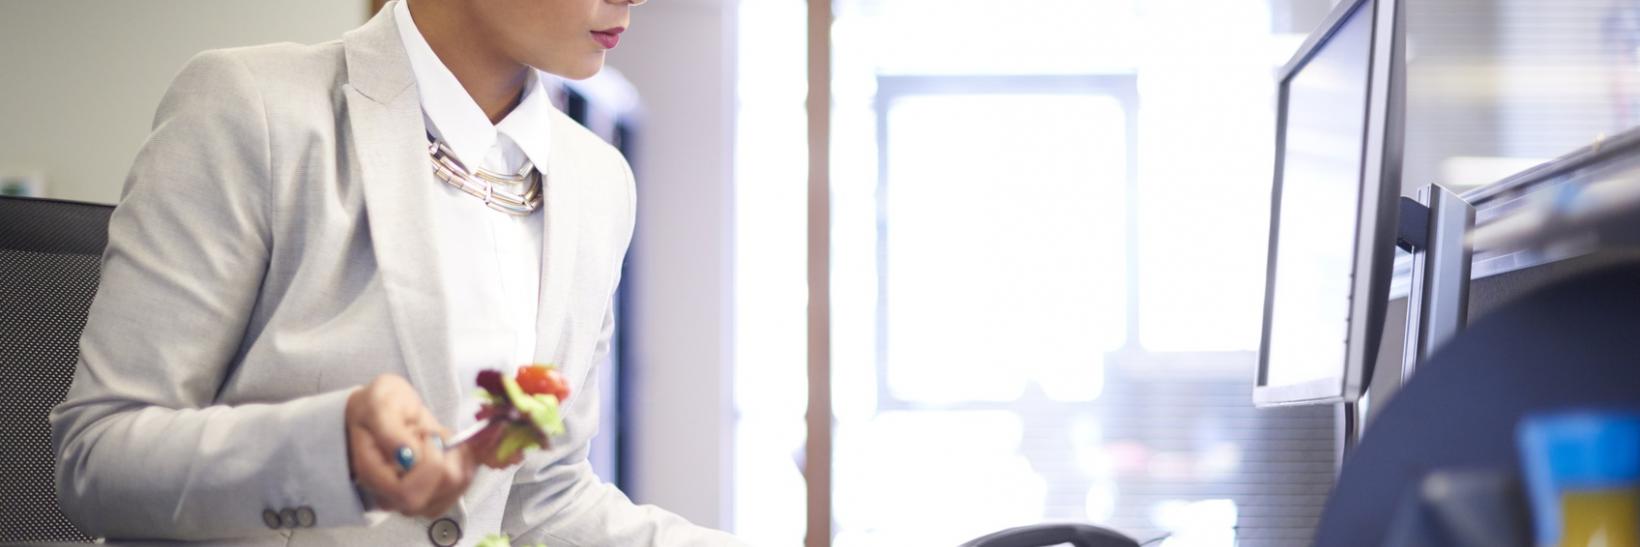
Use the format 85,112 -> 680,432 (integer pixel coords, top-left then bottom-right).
561,66 -> 602,80
536,55 -> 605,81
562,59 -> 604,81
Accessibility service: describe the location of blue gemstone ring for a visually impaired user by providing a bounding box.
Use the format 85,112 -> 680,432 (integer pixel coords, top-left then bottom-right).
394,445 -> 416,472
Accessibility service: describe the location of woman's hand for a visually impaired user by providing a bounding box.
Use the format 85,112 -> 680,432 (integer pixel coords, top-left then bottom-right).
345,374 -> 477,518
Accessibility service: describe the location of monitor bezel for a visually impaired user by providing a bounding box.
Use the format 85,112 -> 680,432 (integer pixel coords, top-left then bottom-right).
1255,0 -> 1406,407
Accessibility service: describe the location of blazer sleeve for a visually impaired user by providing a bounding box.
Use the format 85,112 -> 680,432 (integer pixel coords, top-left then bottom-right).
501,157 -> 746,546
48,50 -> 368,540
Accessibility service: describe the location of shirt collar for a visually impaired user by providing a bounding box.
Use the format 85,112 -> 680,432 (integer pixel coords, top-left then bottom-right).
393,0 -> 551,171
495,76 -> 552,172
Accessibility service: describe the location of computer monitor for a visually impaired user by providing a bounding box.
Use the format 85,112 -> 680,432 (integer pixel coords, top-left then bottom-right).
1255,0 -> 1406,406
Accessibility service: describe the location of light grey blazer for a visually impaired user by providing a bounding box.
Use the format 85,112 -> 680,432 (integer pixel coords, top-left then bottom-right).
48,4 -> 741,546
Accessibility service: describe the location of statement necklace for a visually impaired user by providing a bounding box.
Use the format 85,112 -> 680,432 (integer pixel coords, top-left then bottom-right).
427,135 -> 542,216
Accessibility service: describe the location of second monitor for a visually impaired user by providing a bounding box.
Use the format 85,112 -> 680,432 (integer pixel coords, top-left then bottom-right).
1255,0 -> 1407,407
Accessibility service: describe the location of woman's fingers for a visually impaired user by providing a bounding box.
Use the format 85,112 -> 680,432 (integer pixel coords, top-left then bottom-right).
362,426 -> 475,517
349,428 -> 407,511
394,435 -> 448,512
386,423 -> 483,517
362,393 -> 428,470
415,447 -> 477,518
344,375 -> 492,518
349,377 -> 423,474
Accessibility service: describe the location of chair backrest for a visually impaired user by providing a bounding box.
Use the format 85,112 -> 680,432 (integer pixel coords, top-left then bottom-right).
0,196 -> 113,543
1314,262 -> 1640,546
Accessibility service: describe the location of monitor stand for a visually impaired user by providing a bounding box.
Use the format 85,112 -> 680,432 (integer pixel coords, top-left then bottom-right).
1400,185 -> 1475,376
1343,184 -> 1475,453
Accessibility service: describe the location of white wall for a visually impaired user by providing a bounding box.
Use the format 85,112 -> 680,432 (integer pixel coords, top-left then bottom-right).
606,0 -> 740,532
0,1 -> 368,204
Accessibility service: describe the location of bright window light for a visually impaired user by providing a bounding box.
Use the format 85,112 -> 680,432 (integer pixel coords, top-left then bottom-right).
732,0 -> 1337,545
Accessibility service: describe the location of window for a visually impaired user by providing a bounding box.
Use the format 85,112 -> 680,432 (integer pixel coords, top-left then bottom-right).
734,1 -> 1338,545
871,82 -> 1133,405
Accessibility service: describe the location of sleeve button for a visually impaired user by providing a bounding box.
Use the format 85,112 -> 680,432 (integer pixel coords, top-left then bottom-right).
279,508 -> 299,529
261,509 -> 281,530
296,506 -> 317,528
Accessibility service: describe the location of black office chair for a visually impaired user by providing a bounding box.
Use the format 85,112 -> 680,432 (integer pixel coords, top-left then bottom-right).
1314,262 -> 1640,546
0,196 -> 113,543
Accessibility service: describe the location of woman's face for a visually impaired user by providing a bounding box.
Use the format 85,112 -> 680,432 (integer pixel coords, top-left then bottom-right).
466,0 -> 633,80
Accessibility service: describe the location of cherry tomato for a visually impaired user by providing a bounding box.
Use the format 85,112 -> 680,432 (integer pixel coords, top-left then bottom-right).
539,369 -> 571,401
515,365 -> 571,401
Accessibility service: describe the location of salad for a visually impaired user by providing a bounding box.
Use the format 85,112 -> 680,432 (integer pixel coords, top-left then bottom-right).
473,364 -> 572,461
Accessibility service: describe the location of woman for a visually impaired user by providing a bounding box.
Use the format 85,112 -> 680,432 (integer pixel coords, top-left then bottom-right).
48,1 -> 743,545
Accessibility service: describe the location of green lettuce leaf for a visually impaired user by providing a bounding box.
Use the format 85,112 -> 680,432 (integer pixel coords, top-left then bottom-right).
475,534 -> 512,547
495,425 -> 539,462
475,533 -> 549,547
495,375 -> 566,461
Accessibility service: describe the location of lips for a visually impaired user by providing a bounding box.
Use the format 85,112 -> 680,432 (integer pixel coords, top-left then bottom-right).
591,27 -> 624,49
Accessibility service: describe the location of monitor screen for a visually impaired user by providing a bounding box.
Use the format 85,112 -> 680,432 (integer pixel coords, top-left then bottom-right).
1252,0 -> 1397,406
1261,0 -> 1379,397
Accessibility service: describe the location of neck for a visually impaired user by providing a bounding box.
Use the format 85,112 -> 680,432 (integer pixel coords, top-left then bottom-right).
406,0 -> 529,124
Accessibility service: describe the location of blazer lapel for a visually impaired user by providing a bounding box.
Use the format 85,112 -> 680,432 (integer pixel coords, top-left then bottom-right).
533,112 -> 582,365
341,3 -> 462,429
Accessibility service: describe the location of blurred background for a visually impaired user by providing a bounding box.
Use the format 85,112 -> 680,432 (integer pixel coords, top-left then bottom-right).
4,0 -> 1638,545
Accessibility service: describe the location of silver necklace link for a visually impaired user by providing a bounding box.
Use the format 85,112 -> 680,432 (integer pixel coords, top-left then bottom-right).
427,136 -> 542,216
